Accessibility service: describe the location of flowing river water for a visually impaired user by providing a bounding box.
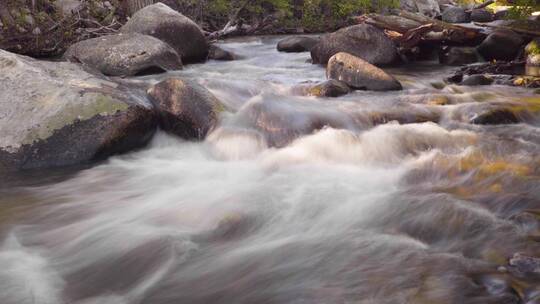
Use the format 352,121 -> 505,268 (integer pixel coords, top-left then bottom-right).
1,36 -> 540,304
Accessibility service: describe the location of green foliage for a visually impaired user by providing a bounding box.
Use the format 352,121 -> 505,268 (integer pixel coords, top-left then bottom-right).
507,0 -> 540,19
182,0 -> 398,32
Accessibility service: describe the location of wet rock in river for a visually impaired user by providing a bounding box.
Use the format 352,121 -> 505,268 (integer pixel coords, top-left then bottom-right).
470,109 -> 519,125
439,47 -> 479,66
0,50 -> 158,172
208,45 -> 237,61
147,78 -> 226,140
308,80 -> 351,97
477,29 -> 524,62
461,75 -> 494,86
442,6 -> 470,23
310,24 -> 399,65
327,52 -> 402,91
471,9 -> 493,23
277,36 -> 319,53
509,253 -> 540,276
64,33 -> 183,77
120,3 -> 208,63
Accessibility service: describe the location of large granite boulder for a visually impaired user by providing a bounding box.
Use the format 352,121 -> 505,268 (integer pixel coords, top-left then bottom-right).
64,33 -> 183,77
120,3 -> 208,63
277,36 -> 319,53
326,52 -> 402,91
310,24 -> 399,65
147,78 -> 226,140
0,50 -> 157,172
477,29 -> 524,61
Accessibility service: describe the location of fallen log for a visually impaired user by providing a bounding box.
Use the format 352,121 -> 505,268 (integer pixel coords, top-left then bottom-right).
394,10 -> 484,43
473,22 -> 540,37
359,10 -> 485,50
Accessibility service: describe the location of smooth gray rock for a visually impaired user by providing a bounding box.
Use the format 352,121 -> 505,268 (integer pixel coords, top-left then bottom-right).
311,24 -> 399,65
277,36 -> 319,52
442,6 -> 470,23
147,78 -> 226,140
461,74 -> 494,86
0,50 -> 157,172
471,9 -> 493,23
477,29 -> 524,61
326,52 -> 402,91
120,3 -> 208,63
64,33 -> 183,76
208,45 -> 237,61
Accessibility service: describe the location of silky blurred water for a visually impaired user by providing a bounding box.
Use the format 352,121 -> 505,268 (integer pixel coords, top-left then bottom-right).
1,36 -> 539,304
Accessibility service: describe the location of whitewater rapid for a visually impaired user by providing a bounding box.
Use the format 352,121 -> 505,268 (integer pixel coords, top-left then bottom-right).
0,36 -> 539,304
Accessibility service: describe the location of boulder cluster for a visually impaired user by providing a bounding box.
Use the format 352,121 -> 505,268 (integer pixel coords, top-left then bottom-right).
2,0 -> 540,172
0,3 -> 229,173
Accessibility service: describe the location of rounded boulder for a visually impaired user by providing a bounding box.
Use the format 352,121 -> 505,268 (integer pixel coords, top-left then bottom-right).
277,36 -> 319,53
64,33 -> 183,76
147,78 -> 226,140
310,24 -> 399,65
120,3 -> 208,63
326,52 -> 402,91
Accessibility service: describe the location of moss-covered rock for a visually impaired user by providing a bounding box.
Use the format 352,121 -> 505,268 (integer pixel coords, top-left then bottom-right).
0,50 -> 158,172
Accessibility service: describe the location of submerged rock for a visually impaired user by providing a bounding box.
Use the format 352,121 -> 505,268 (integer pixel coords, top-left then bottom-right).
120,3 -> 208,63
0,50 -> 157,172
509,253 -> 540,275
277,36 -> 319,53
310,24 -> 399,65
327,52 -> 402,91
461,75 -> 494,86
471,109 -> 519,125
477,29 -> 524,62
439,47 -> 479,66
308,80 -> 351,97
64,33 -> 183,77
147,78 -> 226,140
442,6 -> 470,23
208,45 -> 237,61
